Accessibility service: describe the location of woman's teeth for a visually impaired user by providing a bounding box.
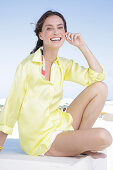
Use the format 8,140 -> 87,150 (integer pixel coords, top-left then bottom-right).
50,37 -> 61,41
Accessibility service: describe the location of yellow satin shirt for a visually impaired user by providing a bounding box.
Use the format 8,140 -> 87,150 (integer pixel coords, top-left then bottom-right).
0,46 -> 105,156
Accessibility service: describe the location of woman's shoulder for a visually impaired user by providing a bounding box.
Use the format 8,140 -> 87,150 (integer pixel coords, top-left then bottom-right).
20,53 -> 35,66
15,53 -> 35,74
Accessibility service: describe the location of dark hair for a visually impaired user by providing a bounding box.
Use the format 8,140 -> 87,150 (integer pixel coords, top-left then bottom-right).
30,10 -> 67,54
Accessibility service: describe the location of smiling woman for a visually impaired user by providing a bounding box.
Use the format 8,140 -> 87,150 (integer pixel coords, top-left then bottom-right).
0,10 -> 112,158
30,10 -> 67,55
39,17 -> 65,48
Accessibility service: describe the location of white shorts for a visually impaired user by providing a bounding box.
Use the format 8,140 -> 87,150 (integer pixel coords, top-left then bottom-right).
40,130 -> 64,156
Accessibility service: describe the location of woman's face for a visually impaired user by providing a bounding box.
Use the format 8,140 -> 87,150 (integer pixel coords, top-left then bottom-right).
39,15 -> 66,49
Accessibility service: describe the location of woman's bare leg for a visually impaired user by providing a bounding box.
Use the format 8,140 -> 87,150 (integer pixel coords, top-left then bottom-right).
65,82 -> 110,158
45,82 -> 112,158
66,82 -> 108,130
45,128 -> 112,157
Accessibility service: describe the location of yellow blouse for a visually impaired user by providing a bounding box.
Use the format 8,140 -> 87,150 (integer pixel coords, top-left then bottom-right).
0,46 -> 105,156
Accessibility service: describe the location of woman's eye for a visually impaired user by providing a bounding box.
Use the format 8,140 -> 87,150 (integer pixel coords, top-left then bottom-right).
47,27 -> 63,30
58,27 -> 63,29
47,28 -> 52,30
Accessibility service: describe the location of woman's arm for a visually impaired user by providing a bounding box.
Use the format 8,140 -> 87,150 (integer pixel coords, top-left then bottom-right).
79,44 -> 103,73
65,32 -> 103,73
0,63 -> 26,135
0,131 -> 8,152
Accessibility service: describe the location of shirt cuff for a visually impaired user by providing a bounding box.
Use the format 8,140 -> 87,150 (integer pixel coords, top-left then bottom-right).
89,65 -> 105,82
0,125 -> 13,134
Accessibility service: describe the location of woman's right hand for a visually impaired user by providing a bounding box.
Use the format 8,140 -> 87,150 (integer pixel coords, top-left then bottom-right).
0,131 -> 8,151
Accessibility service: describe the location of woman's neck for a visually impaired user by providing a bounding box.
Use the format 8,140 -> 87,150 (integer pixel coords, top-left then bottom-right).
43,46 -> 59,64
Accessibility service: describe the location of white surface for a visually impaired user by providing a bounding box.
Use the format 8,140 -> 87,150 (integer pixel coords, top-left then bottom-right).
0,138 -> 107,170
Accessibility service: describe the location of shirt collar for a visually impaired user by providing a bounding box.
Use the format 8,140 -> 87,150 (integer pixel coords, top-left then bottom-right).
32,46 -> 60,64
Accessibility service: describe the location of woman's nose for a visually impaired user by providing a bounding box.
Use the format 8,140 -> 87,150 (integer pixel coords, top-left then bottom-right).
53,28 -> 59,34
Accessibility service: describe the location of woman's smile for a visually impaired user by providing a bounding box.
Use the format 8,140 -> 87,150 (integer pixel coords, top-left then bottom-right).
50,37 -> 62,43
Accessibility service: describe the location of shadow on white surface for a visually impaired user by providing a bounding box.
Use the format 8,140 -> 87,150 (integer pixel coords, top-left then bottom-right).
0,138 -> 107,170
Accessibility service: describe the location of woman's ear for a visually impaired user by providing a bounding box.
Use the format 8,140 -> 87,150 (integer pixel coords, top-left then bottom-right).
38,32 -> 43,40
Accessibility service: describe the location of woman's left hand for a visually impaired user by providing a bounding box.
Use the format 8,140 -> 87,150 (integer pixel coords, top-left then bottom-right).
65,32 -> 86,48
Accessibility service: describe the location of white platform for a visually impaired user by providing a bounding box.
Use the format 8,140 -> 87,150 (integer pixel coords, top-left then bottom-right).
0,138 -> 107,170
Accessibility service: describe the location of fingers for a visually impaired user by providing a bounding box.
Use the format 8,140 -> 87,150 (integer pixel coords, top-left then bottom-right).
65,32 -> 71,39
65,32 -> 71,43
65,32 -> 78,43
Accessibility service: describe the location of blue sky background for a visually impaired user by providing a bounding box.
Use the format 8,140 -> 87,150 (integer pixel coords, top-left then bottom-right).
0,0 -> 113,100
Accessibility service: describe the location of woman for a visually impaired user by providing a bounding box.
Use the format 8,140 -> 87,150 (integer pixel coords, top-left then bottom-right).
0,10 -> 112,158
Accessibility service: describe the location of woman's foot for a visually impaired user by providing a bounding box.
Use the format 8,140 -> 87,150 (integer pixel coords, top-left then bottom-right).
81,151 -> 107,159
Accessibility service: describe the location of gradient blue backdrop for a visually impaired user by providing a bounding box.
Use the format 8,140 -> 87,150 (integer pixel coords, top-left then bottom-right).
0,0 -> 113,100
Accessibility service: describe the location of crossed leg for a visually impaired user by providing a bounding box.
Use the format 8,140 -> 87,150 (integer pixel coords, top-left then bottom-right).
45,82 -> 112,158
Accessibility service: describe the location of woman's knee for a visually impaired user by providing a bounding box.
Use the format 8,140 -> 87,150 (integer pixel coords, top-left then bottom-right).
93,82 -> 108,97
97,128 -> 113,147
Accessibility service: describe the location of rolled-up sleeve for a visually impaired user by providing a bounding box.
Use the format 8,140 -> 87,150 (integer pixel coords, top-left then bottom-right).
62,58 -> 105,86
0,63 -> 26,134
